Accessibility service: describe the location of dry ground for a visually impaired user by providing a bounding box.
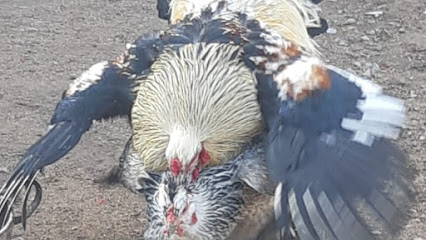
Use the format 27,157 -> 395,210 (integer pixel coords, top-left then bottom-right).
0,0 -> 424,239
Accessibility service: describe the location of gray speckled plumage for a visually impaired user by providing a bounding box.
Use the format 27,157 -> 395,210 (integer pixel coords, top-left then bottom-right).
112,140 -> 278,240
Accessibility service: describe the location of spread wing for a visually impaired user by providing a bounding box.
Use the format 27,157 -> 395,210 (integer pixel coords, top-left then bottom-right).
271,69 -> 413,240
243,28 -> 414,239
0,32 -> 167,228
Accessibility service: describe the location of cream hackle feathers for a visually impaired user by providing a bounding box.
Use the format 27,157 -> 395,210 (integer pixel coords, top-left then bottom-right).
131,43 -> 263,171
169,0 -> 322,55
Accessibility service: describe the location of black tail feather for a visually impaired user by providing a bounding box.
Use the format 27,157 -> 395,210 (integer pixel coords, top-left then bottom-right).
0,121 -> 86,228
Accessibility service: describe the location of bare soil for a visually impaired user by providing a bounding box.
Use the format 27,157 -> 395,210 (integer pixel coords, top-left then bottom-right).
0,0 -> 424,239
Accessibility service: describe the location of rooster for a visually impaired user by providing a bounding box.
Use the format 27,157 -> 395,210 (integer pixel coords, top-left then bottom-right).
113,3 -> 412,239
136,122 -> 413,240
0,1 -> 413,239
139,143 -> 273,240
1,0 -> 326,221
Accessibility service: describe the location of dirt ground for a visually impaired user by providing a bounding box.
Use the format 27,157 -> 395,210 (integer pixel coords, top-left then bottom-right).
0,0 -> 424,239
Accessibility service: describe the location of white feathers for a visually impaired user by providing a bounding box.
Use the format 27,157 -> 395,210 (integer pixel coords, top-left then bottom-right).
170,0 -> 322,55
157,182 -> 173,209
327,65 -> 406,146
66,61 -> 109,96
46,124 -> 55,133
341,119 -> 401,146
173,187 -> 189,215
274,183 -> 283,225
165,125 -> 203,168
357,96 -> 405,127
275,56 -> 324,100
250,22 -> 329,101
326,65 -> 382,96
126,43 -> 136,50
250,44 -> 328,101
286,0 -> 322,28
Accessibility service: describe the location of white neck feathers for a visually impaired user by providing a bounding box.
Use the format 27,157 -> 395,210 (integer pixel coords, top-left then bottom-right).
166,125 -> 203,166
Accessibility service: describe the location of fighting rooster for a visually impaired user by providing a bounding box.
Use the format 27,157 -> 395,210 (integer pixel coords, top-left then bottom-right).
136,121 -> 413,240
1,0 -> 326,218
0,0 -> 413,239
139,142 -> 275,240
115,2 -> 411,239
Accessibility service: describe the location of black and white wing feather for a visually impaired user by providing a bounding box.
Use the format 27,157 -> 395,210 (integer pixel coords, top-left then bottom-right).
242,31 -> 414,239
0,32 -> 169,228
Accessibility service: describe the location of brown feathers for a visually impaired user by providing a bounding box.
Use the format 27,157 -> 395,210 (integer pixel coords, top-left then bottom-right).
228,190 -> 276,240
